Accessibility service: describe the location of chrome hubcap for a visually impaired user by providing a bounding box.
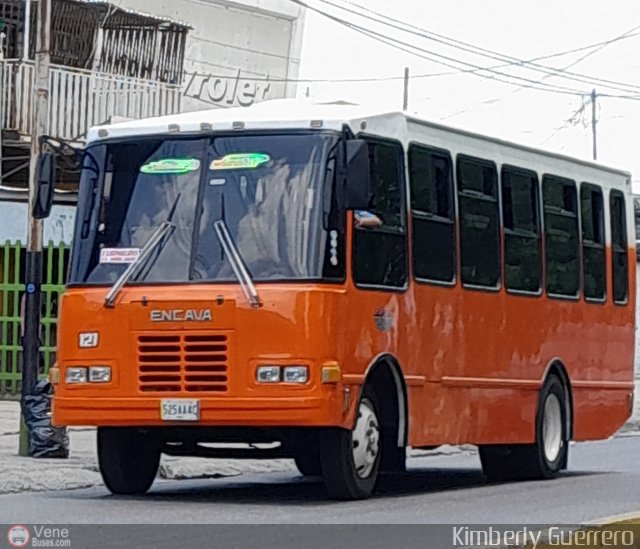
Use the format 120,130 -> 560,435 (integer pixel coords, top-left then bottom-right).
543,393 -> 563,462
352,399 -> 380,479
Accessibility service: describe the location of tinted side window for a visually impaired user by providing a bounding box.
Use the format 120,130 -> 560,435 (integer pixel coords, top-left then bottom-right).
610,190 -> 629,303
353,139 -> 408,288
501,166 -> 541,293
580,184 -> 606,301
543,175 -> 579,297
409,145 -> 455,283
457,156 -> 500,288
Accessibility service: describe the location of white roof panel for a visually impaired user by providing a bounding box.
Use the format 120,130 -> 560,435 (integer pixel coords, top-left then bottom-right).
86,99 -> 391,142
86,98 -> 630,178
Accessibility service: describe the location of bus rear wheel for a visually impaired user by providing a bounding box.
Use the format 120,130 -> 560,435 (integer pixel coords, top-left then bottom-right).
480,375 -> 569,481
320,388 -> 381,500
97,427 -> 161,495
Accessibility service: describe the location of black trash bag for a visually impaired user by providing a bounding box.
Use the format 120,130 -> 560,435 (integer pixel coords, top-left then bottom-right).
22,380 -> 69,458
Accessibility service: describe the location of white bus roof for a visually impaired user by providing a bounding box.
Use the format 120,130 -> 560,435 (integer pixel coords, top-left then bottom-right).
86,98 -> 631,180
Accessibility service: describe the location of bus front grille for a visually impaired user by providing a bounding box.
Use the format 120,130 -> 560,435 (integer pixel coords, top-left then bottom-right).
137,333 -> 229,393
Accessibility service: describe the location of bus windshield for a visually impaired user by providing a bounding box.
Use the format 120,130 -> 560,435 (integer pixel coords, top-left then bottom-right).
69,132 -> 341,285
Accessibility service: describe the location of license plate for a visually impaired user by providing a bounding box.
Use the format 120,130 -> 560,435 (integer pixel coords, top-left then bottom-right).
161,399 -> 200,421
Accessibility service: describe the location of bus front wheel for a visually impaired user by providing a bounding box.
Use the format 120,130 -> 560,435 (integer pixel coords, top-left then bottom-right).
320,387 -> 381,500
479,375 -> 569,481
97,427 -> 161,495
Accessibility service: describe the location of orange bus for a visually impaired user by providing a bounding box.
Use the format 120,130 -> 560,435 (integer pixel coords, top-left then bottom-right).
39,100 -> 635,500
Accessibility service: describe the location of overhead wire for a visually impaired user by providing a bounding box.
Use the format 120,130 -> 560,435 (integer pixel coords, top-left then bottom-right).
183,4 -> 640,91
540,101 -> 589,145
287,0 -> 595,97
327,0 -> 640,95
185,28 -> 640,86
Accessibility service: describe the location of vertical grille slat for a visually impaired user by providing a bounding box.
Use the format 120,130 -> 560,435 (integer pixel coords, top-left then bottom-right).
137,333 -> 229,394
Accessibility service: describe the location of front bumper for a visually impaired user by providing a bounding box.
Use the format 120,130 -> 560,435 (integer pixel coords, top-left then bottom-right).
53,394 -> 347,428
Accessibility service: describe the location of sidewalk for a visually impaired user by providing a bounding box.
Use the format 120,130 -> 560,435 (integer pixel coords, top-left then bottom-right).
2,376 -> 640,494
0,401 -> 296,494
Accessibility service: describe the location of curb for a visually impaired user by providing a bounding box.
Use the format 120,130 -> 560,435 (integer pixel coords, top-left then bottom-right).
583,511 -> 640,526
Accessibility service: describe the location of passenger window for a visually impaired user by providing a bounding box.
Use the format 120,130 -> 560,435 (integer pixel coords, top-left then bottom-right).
353,139 -> 408,288
580,184 -> 606,301
543,175 -> 580,297
409,145 -> 455,283
501,166 -> 541,293
457,156 -> 500,288
610,190 -> 629,304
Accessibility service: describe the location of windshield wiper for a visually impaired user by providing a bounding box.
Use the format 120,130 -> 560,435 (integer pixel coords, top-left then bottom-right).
213,219 -> 262,308
104,221 -> 175,308
104,193 -> 181,308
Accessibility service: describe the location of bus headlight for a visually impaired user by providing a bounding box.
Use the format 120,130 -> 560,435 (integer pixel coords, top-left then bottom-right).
256,365 -> 310,384
256,366 -> 281,383
88,366 -> 112,383
283,366 -> 309,384
65,367 -> 88,384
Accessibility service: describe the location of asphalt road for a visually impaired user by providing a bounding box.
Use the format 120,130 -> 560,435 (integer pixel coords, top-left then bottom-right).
3,435 -> 640,548
2,434 -> 640,529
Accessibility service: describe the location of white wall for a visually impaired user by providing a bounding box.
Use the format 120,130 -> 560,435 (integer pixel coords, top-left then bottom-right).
116,0 -> 306,111
0,201 -> 76,246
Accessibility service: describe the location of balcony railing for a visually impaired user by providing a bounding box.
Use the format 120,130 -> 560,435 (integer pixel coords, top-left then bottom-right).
0,59 -> 183,142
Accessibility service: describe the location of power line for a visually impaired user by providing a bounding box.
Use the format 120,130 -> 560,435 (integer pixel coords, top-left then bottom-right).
336,0 -> 640,92
451,23 -> 640,115
290,0 -> 640,100
289,0 -> 594,97
327,0 -> 640,95
498,25 -> 640,97
182,16 -> 640,87
540,101 -> 589,145
186,69 -> 452,83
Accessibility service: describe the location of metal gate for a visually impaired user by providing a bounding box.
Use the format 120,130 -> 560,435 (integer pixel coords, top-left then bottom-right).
0,241 -> 68,397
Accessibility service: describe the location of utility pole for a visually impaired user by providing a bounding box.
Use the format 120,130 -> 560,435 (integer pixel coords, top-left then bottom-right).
403,67 -> 409,111
0,18 -> 6,59
20,0 -> 51,456
23,0 -> 32,61
591,88 -> 597,161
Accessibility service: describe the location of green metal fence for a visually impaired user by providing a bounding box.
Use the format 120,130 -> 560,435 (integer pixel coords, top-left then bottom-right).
0,242 -> 22,397
0,241 -> 69,398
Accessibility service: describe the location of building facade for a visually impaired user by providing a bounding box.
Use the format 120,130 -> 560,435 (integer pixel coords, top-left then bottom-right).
117,0 -> 305,111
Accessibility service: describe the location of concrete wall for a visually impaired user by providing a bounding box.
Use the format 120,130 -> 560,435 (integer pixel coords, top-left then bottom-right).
117,0 -> 306,111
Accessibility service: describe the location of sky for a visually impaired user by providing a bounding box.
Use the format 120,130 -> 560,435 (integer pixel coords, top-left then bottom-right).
295,0 -> 640,191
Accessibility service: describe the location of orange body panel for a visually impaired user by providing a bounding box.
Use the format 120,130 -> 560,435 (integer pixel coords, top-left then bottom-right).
53,237 -> 636,447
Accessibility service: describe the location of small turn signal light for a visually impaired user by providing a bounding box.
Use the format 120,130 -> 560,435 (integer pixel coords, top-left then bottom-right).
49,367 -> 60,385
321,362 -> 341,384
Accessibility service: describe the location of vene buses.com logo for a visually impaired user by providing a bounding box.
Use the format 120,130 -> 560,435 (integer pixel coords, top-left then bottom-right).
7,525 -> 30,548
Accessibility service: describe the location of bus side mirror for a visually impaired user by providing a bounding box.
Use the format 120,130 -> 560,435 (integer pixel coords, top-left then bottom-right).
344,140 -> 372,210
33,152 -> 56,219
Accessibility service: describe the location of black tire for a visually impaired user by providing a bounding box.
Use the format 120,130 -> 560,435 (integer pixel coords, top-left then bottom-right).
294,447 -> 322,476
480,375 -> 569,481
97,427 -> 161,495
380,440 -> 406,473
320,387 -> 382,500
